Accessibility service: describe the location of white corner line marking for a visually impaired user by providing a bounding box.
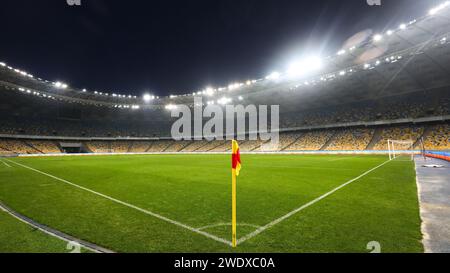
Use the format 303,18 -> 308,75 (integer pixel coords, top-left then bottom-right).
197,222 -> 261,231
237,159 -> 392,245
5,159 -> 232,247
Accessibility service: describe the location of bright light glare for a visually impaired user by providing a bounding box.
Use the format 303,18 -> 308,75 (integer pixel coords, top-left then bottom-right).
399,24 -> 406,30
0,62 -> 6,66
228,83 -> 241,90
373,34 -> 383,41
429,1 -> 450,15
387,30 -> 393,36
217,97 -> 232,105
287,57 -> 322,78
205,87 -> 215,96
165,104 -> 177,110
265,71 -> 281,80
143,94 -> 155,102
54,81 -> 68,89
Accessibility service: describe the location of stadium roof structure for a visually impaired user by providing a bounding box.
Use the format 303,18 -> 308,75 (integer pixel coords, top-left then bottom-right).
1,2 -> 450,112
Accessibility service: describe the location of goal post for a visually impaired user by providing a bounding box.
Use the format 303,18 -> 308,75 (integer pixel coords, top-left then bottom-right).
387,139 -> 415,161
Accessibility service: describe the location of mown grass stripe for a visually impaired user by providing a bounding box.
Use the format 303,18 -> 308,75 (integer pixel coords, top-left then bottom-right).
5,159 -> 233,247
237,159 -> 392,245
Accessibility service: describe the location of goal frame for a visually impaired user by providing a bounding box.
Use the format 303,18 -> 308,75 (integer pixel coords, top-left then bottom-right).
387,139 -> 414,161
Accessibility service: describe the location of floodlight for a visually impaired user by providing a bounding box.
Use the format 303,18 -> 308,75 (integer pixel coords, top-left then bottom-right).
387,30 -> 393,36
337,50 -> 346,55
217,97 -> 232,105
205,87 -> 214,96
228,83 -> 240,90
287,57 -> 322,78
373,34 -> 383,41
143,94 -> 154,102
399,24 -> 406,30
54,81 -> 67,89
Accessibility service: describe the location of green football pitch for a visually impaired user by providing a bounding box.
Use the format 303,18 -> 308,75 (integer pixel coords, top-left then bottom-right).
0,154 -> 423,253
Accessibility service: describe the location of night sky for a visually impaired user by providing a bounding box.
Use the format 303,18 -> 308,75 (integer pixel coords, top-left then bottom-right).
0,0 -> 442,96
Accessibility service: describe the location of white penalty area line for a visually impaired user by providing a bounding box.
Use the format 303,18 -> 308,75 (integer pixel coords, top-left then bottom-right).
4,159 -> 232,247
237,159 -> 393,245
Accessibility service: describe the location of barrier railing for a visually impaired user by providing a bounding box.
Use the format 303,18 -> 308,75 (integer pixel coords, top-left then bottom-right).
425,151 -> 450,162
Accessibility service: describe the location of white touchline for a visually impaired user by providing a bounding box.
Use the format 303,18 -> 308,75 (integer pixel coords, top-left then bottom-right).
0,202 -> 105,253
5,159 -> 232,247
328,156 -> 360,161
237,159 -> 392,245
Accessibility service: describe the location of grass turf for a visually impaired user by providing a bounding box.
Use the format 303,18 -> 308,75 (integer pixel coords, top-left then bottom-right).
0,208 -> 85,253
0,154 -> 423,253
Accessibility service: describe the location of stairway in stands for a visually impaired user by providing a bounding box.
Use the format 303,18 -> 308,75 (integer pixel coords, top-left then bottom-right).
24,141 -> 44,154
320,131 -> 338,151
413,125 -> 434,149
281,134 -> 304,151
365,127 -> 383,150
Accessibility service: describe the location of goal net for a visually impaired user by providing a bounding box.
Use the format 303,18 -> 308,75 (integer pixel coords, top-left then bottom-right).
387,139 -> 415,161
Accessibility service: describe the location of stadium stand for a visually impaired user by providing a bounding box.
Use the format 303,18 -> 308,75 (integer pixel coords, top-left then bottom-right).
111,141 -> 132,153
423,124 -> 450,150
26,140 -> 61,154
146,140 -> 174,152
86,141 -> 111,153
372,126 -> 424,151
285,131 -> 336,151
181,140 -> 211,152
0,122 -> 449,155
164,140 -> 193,152
0,139 -> 39,154
327,129 -> 374,151
129,141 -> 152,152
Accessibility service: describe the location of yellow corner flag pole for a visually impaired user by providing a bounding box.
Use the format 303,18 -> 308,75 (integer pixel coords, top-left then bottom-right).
232,167 -> 237,248
231,140 -> 240,248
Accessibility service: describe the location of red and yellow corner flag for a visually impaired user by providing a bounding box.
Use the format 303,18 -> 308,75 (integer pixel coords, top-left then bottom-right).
231,140 -> 241,247
232,140 -> 241,176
